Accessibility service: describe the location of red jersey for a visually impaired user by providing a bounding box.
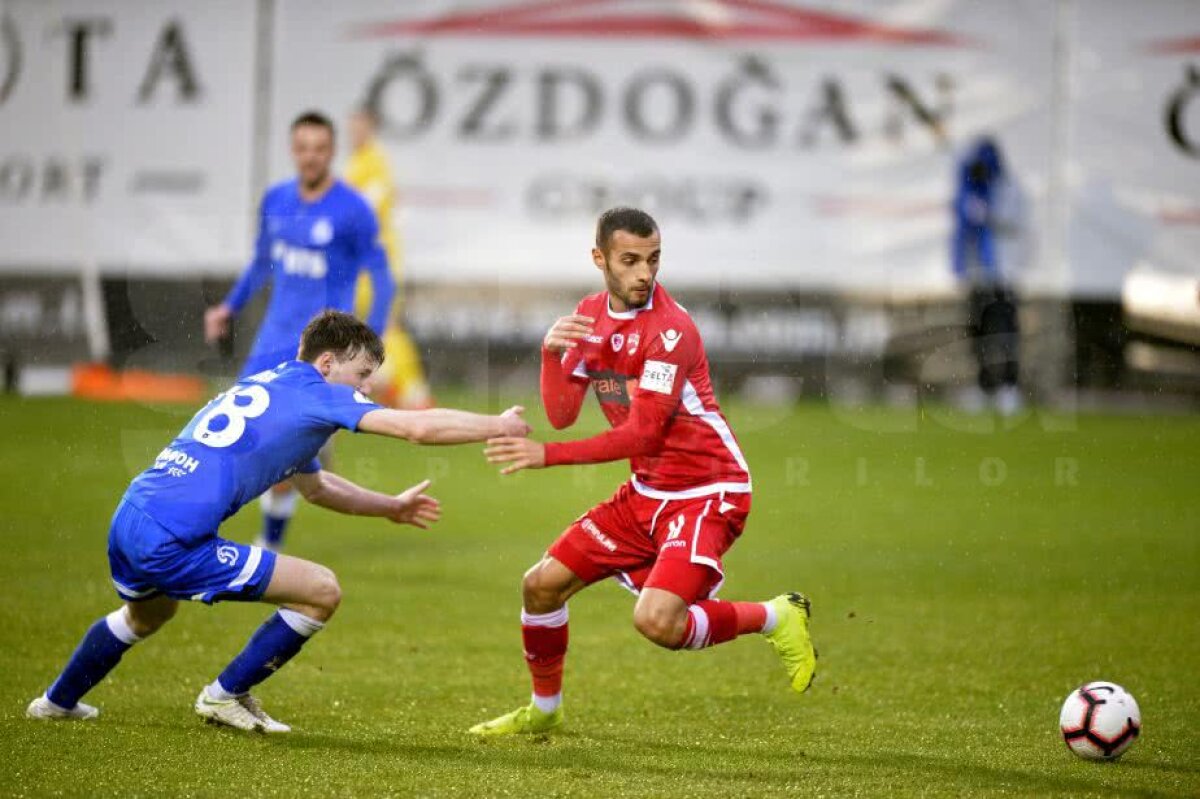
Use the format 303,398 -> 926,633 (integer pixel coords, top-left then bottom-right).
542,284 -> 752,499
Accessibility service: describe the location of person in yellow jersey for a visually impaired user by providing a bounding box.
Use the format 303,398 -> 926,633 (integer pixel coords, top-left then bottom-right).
345,106 -> 433,409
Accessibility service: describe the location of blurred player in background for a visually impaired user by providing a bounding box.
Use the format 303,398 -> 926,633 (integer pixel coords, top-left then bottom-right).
204,110 -> 396,552
345,106 -> 432,410
27,311 -> 530,733
952,136 -> 1024,415
469,208 -> 816,737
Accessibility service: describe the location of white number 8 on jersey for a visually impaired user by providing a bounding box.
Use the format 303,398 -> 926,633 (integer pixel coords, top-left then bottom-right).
192,385 -> 270,448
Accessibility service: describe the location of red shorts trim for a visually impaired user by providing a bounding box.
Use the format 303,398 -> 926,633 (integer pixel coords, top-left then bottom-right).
546,482 -> 751,604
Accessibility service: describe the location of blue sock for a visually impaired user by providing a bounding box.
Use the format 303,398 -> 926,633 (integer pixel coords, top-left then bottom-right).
215,609 -> 323,696
262,515 -> 289,548
260,488 -> 297,549
47,609 -> 142,709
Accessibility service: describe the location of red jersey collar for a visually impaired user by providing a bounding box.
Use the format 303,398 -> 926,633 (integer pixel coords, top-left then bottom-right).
606,284 -> 657,320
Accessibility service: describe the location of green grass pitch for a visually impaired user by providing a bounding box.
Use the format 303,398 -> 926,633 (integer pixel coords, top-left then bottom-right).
0,393 -> 1197,797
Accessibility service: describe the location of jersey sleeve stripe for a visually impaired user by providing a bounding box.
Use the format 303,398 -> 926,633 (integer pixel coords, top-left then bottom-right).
689,499 -> 724,577
680,380 -> 752,476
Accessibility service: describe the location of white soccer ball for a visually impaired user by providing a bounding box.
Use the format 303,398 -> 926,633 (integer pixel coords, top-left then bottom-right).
1059,681 -> 1141,760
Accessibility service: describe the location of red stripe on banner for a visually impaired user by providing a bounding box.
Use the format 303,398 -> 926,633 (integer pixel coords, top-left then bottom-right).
1146,35 -> 1200,54
349,0 -> 969,46
1158,207 -> 1200,225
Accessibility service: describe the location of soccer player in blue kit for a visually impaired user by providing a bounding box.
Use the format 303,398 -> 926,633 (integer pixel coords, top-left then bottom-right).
205,110 -> 397,552
27,311 -> 531,732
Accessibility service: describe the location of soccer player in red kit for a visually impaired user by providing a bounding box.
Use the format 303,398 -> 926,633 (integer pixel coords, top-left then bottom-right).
469,207 -> 816,736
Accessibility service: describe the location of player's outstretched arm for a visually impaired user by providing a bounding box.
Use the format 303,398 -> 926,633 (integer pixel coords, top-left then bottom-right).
294,473 -> 441,528
486,393 -> 674,475
358,405 -> 531,445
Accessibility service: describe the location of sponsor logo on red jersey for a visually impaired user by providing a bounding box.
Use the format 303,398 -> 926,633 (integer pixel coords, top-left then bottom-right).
573,284 -> 752,496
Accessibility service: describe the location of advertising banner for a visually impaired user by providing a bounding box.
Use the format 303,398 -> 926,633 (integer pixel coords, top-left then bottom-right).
1066,0 -> 1200,296
0,0 -> 258,271
270,0 -> 1057,291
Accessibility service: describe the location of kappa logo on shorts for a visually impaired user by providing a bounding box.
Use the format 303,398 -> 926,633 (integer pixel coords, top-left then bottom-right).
216,545 -> 240,566
581,518 -> 617,552
666,514 -> 686,540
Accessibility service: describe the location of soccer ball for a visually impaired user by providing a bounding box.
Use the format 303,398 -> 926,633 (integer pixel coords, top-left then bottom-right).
1059,681 -> 1141,760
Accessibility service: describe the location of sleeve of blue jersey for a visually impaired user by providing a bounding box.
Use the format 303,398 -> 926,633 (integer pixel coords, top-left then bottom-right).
316,383 -> 384,431
225,190 -> 275,313
352,195 -> 396,334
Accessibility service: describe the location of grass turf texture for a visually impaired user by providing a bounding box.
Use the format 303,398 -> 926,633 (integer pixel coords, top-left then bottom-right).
0,393 -> 1197,798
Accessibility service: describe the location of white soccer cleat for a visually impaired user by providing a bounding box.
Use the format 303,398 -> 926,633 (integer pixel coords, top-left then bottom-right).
237,693 -> 291,733
195,689 -> 266,732
26,695 -> 99,721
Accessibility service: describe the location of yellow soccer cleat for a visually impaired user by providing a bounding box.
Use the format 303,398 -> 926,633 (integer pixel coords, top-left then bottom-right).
468,703 -> 563,737
764,592 -> 817,693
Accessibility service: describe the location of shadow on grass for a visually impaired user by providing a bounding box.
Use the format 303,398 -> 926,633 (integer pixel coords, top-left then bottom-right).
1118,759 -> 1200,777
266,730 -> 1191,798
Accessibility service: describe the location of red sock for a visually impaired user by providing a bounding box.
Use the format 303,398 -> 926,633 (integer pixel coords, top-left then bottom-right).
681,600 -> 765,649
521,607 -> 569,698
732,601 -> 768,635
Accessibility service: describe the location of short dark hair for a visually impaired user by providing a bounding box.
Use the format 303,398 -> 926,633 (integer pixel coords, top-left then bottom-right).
595,207 -> 658,251
298,310 -> 384,365
290,110 -> 336,139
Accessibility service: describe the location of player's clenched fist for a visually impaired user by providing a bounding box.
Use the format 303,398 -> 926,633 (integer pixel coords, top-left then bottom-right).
498,406 -> 532,438
543,314 -> 595,354
204,303 -> 232,344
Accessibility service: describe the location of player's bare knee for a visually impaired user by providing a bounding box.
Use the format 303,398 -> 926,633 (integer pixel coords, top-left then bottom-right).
522,563 -> 566,613
126,601 -> 177,638
632,603 -> 686,649
308,566 -> 342,620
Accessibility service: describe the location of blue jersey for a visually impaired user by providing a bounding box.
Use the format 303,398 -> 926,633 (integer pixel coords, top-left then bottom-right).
123,361 -> 382,545
225,179 -> 396,374
952,139 -> 1006,280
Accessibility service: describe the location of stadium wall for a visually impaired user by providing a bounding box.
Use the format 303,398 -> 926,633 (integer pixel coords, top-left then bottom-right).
0,1 -> 1197,397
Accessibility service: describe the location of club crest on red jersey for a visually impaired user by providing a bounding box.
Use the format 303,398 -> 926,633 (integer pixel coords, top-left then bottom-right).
611,333 -> 624,352
627,333 -> 640,355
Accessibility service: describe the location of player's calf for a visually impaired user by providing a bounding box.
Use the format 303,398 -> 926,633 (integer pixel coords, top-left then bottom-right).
126,596 -> 178,638
31,603 -> 164,717
632,589 -> 689,648
521,556 -> 584,614
263,555 -> 342,622
196,554 -> 339,724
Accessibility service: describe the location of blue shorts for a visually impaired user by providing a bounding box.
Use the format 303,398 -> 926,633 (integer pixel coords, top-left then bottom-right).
108,500 -> 277,605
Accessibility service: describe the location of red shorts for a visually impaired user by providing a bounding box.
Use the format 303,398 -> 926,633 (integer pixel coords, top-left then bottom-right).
548,481 -> 752,605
